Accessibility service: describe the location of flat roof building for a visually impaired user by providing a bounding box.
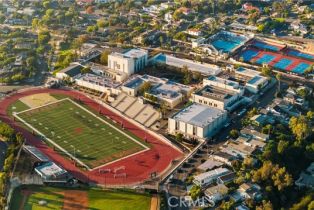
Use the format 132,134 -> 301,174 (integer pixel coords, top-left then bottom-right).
203,76 -> 243,94
168,103 -> 227,139
108,48 -> 148,75
153,53 -> 221,75
234,67 -> 268,93
192,85 -> 243,111
193,167 -> 230,187
35,162 -> 70,183
75,73 -> 121,95
122,75 -> 193,108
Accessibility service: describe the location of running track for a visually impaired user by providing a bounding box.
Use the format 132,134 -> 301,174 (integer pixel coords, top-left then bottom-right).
0,88 -> 183,186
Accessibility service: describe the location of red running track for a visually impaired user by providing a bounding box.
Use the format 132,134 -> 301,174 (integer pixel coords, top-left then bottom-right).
0,88 -> 183,185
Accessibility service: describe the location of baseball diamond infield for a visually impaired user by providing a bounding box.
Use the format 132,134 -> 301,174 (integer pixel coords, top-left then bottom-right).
0,88 -> 182,185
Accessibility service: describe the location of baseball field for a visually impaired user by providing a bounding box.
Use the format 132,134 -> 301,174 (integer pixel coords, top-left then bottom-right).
10,185 -> 152,210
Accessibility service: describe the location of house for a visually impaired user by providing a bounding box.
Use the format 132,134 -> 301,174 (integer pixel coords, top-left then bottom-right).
220,140 -> 257,159
211,151 -> 237,166
290,20 -> 308,35
242,3 -> 260,13
238,183 -> 262,201
250,114 -> 275,126
187,29 -> 202,37
164,12 -> 173,23
193,167 -> 230,187
168,103 -> 227,139
178,7 -> 193,16
241,128 -> 269,142
295,162 -> 314,189
197,159 -> 223,171
204,184 -> 229,203
217,172 -> 237,185
56,63 -> 84,81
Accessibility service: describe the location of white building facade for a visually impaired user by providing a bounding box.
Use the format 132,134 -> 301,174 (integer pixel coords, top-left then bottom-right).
168,103 -> 227,139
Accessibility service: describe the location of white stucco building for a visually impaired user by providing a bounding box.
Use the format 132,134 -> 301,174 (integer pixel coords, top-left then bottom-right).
108,48 -> 148,75
168,103 -> 227,139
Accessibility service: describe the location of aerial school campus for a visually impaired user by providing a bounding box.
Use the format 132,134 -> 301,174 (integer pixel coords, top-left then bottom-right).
1,89 -> 181,209
1,1 -> 314,210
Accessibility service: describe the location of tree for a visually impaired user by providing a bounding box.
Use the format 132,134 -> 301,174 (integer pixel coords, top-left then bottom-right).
289,115 -> 311,142
182,65 -> 192,85
99,50 -> 110,65
271,166 -> 293,191
81,66 -> 91,74
277,140 -> 289,154
229,129 -> 239,139
38,30 -> 51,45
276,73 -> 281,94
189,185 -> 201,200
252,161 -> 293,191
256,200 -> 273,210
139,81 -> 151,95
261,66 -> 272,78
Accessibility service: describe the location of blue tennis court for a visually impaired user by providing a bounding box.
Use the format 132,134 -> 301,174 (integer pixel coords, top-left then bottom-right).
292,63 -> 310,74
288,50 -> 314,60
253,41 -> 280,52
256,54 -> 276,64
273,58 -> 293,70
240,49 -> 259,62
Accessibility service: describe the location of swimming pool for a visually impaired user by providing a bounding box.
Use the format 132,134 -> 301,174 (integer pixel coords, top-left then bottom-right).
212,40 -> 240,53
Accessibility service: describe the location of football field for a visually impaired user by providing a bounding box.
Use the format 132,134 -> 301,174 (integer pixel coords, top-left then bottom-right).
15,98 -> 148,169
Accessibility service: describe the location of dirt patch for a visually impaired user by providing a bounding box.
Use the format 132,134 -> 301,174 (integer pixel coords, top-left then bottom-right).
19,93 -> 58,108
63,190 -> 88,210
150,195 -> 158,210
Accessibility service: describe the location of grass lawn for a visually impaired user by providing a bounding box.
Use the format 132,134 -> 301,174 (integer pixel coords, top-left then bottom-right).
88,189 -> 151,210
10,186 -> 151,210
10,186 -> 64,210
16,98 -> 147,169
7,100 -> 30,116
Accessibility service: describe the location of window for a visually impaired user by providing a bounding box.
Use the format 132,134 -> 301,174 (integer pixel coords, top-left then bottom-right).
175,121 -> 179,130
193,126 -> 197,135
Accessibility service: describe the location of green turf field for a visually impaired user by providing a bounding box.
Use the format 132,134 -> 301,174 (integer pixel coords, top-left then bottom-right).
16,98 -> 148,169
7,100 -> 30,116
10,186 -> 152,210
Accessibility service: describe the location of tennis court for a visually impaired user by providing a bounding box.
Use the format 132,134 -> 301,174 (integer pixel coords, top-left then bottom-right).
238,48 -> 313,75
273,58 -> 293,69
252,41 -> 283,52
287,50 -> 314,60
255,54 -> 276,64
291,63 -> 311,74
15,98 -> 149,169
